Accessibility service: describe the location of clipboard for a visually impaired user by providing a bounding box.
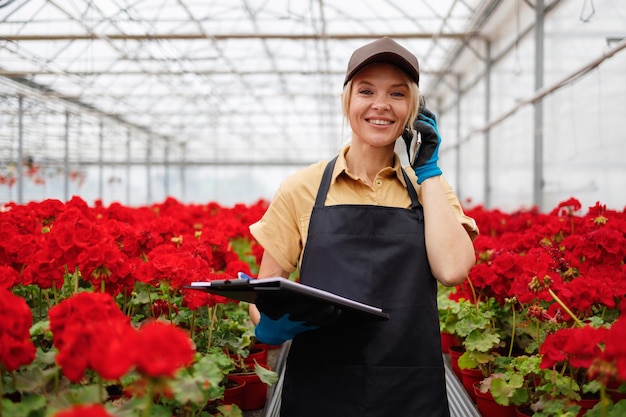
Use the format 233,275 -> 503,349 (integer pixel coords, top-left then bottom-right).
184,276 -> 389,321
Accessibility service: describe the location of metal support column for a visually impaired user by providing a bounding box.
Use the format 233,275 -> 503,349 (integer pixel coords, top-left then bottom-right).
146,137 -> 152,204
98,120 -> 104,199
454,76 -> 462,199
484,41 -> 492,208
17,95 -> 24,204
63,111 -> 70,202
126,129 -> 131,205
180,143 -> 186,202
164,144 -> 170,198
533,0 -> 545,209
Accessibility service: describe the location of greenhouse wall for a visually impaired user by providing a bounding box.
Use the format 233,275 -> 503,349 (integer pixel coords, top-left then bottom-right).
1,0 -> 625,211
436,0 -> 626,212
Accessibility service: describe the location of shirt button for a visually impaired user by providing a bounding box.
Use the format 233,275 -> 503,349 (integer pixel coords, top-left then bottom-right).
375,179 -> 382,186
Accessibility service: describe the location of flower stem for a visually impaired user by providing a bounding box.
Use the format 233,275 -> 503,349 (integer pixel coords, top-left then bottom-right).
52,283 -> 58,305
147,290 -> 154,319
37,287 -> 43,321
123,289 -> 128,316
547,288 -> 584,328
98,375 -> 103,403
508,302 -> 516,357
207,305 -> 217,348
190,310 -> 196,342
142,379 -> 154,417
600,383 -> 608,417
536,318 -> 542,353
466,277 -> 479,307
1,368 -> 4,417
164,286 -> 173,324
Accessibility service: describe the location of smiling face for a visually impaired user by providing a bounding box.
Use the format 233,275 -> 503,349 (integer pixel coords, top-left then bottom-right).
344,63 -> 413,149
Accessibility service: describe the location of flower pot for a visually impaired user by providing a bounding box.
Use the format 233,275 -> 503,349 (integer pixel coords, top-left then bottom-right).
606,379 -> 626,403
232,363 -> 271,410
461,367 -> 484,402
226,344 -> 268,368
575,397 -> 600,417
255,341 -> 282,351
440,332 -> 460,354
473,382 -> 516,417
448,345 -> 464,381
516,405 -> 533,416
244,344 -> 268,366
222,376 -> 246,407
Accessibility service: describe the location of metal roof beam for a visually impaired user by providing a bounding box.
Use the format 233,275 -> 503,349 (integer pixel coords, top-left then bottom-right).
1,32 -> 481,41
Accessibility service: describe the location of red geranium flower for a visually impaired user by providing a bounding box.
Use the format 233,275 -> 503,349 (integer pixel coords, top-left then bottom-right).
540,325 -> 607,370
53,404 -> 114,417
601,317 -> 626,381
49,292 -> 136,382
0,288 -> 36,371
135,321 -> 195,378
0,265 -> 19,290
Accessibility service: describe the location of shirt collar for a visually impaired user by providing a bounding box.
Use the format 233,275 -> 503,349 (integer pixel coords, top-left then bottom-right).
332,144 -> 409,188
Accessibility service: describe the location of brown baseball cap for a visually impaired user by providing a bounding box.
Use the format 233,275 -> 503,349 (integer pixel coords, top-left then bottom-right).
344,37 -> 419,86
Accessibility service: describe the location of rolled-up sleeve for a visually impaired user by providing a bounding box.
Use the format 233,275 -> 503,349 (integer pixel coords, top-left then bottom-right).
250,184 -> 304,274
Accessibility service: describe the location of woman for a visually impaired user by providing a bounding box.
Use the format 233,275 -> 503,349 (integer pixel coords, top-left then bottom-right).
249,37 -> 478,417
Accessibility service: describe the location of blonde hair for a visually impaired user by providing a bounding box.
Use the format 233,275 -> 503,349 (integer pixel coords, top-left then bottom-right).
341,64 -> 420,130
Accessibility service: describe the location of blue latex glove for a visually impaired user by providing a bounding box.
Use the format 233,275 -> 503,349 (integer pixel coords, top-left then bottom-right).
412,107 -> 443,184
254,312 -> 318,345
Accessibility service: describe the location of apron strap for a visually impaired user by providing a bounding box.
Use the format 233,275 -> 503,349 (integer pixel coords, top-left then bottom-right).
400,168 -> 421,211
314,156 -> 338,208
314,155 -> 422,213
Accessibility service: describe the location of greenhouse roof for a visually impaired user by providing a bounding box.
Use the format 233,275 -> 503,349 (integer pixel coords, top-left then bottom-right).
0,0 -> 491,165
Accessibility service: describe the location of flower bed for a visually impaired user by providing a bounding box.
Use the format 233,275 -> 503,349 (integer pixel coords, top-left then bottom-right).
0,196 -> 274,417
441,198 -> 626,416
2,196 -> 626,417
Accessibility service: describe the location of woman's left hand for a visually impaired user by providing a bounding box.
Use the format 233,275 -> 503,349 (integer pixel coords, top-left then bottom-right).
412,108 -> 442,184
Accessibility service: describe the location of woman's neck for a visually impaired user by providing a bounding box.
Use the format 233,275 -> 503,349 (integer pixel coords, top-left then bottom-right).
345,142 -> 395,186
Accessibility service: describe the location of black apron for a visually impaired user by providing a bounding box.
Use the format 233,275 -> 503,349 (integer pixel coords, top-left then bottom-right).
281,157 -> 450,417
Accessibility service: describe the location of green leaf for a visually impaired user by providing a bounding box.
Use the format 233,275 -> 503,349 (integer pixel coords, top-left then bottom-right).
131,289 -> 153,305
106,396 -> 147,417
489,373 -> 528,406
149,404 -> 174,417
45,384 -> 104,412
13,366 -> 58,393
513,355 -> 542,375
583,379 -> 602,395
490,377 -> 513,406
537,371 -> 580,400
71,384 -> 105,406
533,397 -> 580,417
30,320 -> 51,337
1,395 -> 47,417
468,350 -> 495,366
254,362 -> 278,386
457,351 -> 477,370
217,403 -> 244,417
170,353 -> 229,405
606,400 -> 626,417
464,329 -> 501,352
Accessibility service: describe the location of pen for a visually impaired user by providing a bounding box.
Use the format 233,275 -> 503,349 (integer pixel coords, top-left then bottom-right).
237,272 -> 254,280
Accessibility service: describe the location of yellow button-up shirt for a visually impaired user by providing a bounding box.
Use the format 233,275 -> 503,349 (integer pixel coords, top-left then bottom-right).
250,145 -> 478,273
